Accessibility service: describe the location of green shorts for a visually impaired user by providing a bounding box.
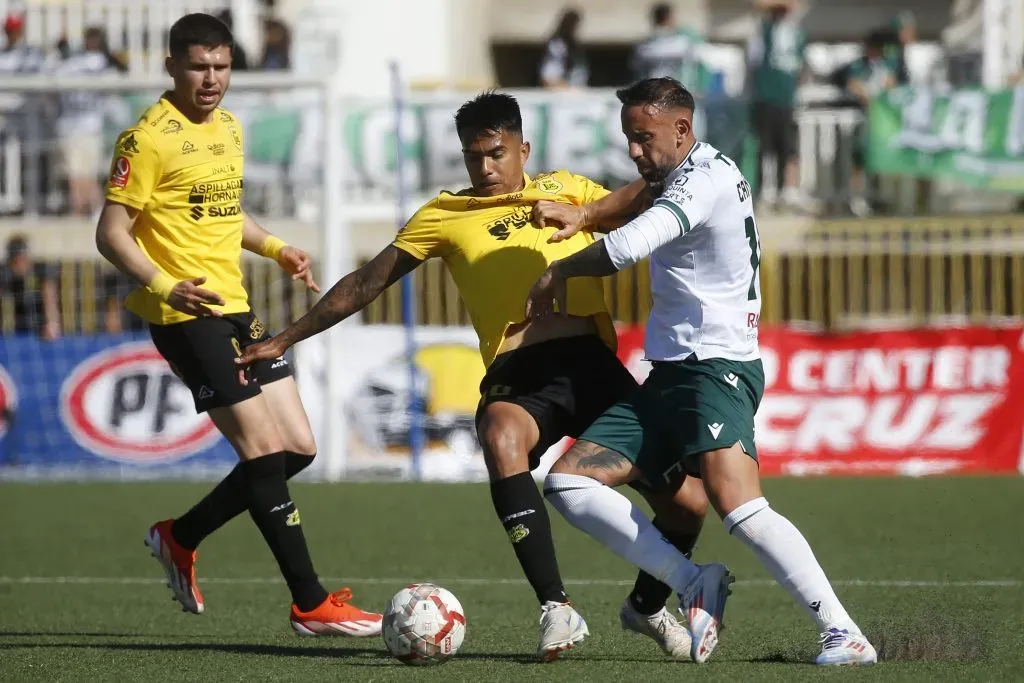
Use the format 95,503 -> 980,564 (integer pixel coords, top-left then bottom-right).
578,355 -> 764,489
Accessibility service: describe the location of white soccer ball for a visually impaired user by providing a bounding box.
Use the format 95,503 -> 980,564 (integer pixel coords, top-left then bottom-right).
382,583 -> 466,666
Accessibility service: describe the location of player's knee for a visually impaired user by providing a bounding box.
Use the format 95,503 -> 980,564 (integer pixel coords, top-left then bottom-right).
479,416 -> 531,478
288,433 -> 317,459
673,477 -> 710,520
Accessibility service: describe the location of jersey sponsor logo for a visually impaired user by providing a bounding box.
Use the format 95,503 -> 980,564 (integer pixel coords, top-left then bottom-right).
59,342 -> 220,464
207,143 -> 226,156
486,206 -> 532,240
209,204 -> 241,217
119,133 -> 140,155
109,156 -> 131,188
249,317 -> 265,340
0,364 -> 18,441
189,206 -> 204,221
181,141 -> 196,154
161,119 -> 183,135
229,126 -> 242,150
210,163 -> 238,176
534,173 -> 563,194
149,108 -> 170,128
662,178 -> 693,205
466,197 -> 481,208
188,179 -> 243,205
219,111 -> 233,123
737,179 -> 751,202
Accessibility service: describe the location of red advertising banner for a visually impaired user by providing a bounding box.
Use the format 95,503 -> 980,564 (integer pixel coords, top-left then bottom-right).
615,326 -> 1024,476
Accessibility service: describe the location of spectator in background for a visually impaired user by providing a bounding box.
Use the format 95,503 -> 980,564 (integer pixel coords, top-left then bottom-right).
539,8 -> 588,89
54,27 -> 125,217
882,11 -> 915,86
260,19 -> 291,70
216,10 -> 250,70
0,235 -> 60,340
631,3 -> 707,95
846,30 -> 897,218
747,0 -> 815,213
943,0 -> 983,86
0,13 -> 44,73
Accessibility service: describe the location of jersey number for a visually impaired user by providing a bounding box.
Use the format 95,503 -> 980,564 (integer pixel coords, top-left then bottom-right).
744,216 -> 760,300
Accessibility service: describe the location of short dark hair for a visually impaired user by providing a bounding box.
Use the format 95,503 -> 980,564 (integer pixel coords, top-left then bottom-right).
168,13 -> 234,60
454,91 -> 523,139
616,77 -> 695,112
651,3 -> 673,26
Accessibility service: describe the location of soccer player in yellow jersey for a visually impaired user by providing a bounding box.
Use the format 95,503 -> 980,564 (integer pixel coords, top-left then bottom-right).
238,92 -> 709,660
94,14 -> 382,637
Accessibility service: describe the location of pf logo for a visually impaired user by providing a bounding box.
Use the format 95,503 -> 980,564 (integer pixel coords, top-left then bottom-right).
0,364 -> 17,440
60,343 -> 220,463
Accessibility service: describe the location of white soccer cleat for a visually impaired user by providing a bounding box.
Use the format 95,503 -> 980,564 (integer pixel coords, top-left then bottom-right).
815,627 -> 877,666
677,563 -> 734,663
537,601 -> 589,662
620,599 -> 692,661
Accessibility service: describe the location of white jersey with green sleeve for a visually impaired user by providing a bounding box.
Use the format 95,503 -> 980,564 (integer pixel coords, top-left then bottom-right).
603,142 -> 762,362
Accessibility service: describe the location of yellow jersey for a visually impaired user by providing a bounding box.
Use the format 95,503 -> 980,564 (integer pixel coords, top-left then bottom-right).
104,94 -> 248,325
392,170 -> 617,367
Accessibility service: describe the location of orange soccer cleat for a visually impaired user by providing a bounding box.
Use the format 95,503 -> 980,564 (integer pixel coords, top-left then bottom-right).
290,588 -> 383,637
144,519 -> 205,615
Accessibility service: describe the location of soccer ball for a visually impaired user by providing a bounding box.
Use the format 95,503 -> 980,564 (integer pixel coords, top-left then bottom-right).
382,583 -> 466,665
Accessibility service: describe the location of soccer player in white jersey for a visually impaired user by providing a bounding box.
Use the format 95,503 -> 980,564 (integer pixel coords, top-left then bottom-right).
525,78 -> 877,666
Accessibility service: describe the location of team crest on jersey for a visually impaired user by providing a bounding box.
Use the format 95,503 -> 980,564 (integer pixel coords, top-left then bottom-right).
161,119 -> 183,135
534,173 -> 563,194
109,156 -> 131,188
119,133 -> 140,155
249,317 -> 265,340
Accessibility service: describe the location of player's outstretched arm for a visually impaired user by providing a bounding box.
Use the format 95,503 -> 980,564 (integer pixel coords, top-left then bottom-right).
536,179 -> 648,243
241,211 -> 320,292
95,200 -> 226,317
235,245 -> 421,367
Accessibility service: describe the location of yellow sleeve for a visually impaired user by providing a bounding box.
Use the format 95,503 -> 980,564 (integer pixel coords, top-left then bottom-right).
105,128 -> 161,210
391,200 -> 449,260
553,170 -> 610,205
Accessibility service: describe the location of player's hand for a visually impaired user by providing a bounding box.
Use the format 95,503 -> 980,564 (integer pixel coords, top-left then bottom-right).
277,246 -> 321,293
533,201 -> 588,243
234,334 -> 290,386
167,277 -> 225,317
525,265 -> 567,319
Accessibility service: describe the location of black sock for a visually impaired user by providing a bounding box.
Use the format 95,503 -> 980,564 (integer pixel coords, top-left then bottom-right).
243,452 -> 328,612
171,452 -> 317,551
285,452 -> 316,479
490,472 -> 568,605
171,464 -> 248,551
629,517 -> 698,615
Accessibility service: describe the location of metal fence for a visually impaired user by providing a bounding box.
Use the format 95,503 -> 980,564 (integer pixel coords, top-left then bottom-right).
5,215 -> 1024,337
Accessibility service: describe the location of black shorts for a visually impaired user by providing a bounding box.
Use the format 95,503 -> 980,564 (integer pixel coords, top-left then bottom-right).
149,311 -> 292,413
753,101 -> 797,161
476,335 -> 639,470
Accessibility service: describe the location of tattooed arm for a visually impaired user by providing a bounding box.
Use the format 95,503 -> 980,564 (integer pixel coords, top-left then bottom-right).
235,245 -> 421,367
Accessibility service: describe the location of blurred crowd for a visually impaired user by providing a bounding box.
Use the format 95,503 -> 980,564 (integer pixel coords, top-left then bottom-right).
536,0 -> 1023,217
0,10 -> 293,218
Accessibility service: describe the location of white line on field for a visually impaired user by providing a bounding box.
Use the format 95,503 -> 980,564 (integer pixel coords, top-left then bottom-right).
0,576 -> 1019,588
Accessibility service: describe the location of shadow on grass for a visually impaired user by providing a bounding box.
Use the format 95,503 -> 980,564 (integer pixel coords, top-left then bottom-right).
0,635 -> 677,665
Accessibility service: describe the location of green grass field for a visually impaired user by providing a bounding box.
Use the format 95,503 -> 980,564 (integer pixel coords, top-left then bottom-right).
1,478 -> 1023,681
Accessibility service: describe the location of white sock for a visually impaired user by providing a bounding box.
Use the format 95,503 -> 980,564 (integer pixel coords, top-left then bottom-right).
725,497 -> 859,633
544,473 -> 699,592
